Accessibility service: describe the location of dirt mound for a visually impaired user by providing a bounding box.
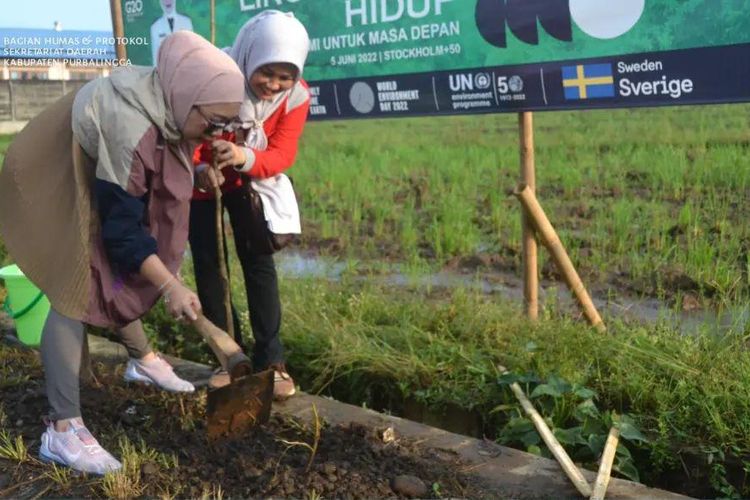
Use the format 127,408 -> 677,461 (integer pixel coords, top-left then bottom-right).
0,343 -> 499,499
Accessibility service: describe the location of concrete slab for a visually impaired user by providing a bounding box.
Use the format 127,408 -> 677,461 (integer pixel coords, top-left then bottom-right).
0,121 -> 27,135
276,393 -> 688,499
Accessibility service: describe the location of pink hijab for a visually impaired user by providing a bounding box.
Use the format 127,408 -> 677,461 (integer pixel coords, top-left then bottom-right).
157,31 -> 245,129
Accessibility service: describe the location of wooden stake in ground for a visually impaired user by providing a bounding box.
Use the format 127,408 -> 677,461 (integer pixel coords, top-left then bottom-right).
80,333 -> 93,385
213,169 -> 234,341
514,183 -> 606,332
590,427 -> 620,500
498,365 -> 592,498
518,112 -> 539,321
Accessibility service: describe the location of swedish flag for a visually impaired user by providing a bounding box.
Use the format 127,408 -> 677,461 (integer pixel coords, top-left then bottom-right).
562,64 -> 615,100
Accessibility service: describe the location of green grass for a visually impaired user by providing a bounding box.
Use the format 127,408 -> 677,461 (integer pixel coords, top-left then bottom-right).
277,277 -> 750,450
0,134 -> 12,166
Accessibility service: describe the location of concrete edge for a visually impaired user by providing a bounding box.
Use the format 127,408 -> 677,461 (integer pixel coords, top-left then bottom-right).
0,121 -> 27,135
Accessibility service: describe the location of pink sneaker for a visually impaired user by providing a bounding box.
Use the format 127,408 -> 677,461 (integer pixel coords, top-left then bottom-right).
124,354 -> 195,393
39,419 -> 121,475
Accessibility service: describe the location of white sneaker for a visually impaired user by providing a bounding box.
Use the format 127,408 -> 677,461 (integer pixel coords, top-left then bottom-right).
124,354 -> 195,393
39,419 -> 122,475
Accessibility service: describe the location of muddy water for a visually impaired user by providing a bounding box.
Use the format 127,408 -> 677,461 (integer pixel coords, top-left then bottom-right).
277,251 -> 750,336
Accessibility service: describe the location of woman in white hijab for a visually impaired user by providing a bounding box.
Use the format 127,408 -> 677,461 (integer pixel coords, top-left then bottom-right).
189,10 -> 311,399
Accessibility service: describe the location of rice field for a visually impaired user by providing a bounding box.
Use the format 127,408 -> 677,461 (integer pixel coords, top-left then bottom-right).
293,104 -> 750,307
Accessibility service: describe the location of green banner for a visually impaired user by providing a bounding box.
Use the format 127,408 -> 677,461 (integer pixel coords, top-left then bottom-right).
119,1 -> 750,117
121,1 -> 749,78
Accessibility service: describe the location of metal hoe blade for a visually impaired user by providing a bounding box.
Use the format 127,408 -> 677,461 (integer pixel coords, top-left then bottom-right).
206,369 -> 274,440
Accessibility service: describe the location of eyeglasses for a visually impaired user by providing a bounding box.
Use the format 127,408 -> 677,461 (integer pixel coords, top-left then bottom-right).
196,107 -> 242,135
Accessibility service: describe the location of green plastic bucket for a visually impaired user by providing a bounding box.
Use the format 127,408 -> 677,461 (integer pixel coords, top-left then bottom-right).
0,264 -> 50,347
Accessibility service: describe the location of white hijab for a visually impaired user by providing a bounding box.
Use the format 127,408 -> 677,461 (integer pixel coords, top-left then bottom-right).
223,10 -> 309,235
224,10 -> 310,150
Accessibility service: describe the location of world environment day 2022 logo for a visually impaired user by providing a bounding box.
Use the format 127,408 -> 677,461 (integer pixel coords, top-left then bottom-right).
475,0 -> 646,46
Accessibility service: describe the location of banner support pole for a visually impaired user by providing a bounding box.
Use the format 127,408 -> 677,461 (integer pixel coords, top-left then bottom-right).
519,111 -> 538,321
109,0 -> 127,61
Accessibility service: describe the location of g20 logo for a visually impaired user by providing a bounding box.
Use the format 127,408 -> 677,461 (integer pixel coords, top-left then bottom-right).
476,0 -> 645,47
124,0 -> 144,15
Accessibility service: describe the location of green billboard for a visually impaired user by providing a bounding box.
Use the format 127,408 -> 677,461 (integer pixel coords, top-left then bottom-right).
120,1 -> 750,118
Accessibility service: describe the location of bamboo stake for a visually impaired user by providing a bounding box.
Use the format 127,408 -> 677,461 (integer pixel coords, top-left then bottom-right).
80,332 -> 93,385
498,365 -> 592,497
519,112 -> 539,321
590,427 -> 620,500
210,0 -> 216,45
214,172 -> 234,341
109,0 -> 127,61
514,183 -> 606,332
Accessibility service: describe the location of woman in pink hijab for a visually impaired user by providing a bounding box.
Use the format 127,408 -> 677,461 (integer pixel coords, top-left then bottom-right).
0,31 -> 245,474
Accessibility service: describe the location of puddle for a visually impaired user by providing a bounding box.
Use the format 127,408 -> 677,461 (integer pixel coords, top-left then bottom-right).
596,296 -> 749,335
276,251 -> 750,336
276,251 -> 347,279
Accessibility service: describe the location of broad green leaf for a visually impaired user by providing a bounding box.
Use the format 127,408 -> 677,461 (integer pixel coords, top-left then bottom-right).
527,445 -> 543,456
547,375 -> 572,395
582,417 -> 607,437
517,373 -> 542,384
553,426 -> 586,446
587,434 -> 606,456
521,431 -> 541,447
499,417 -> 538,447
530,383 -> 563,399
616,443 -> 633,460
497,373 -> 522,386
504,417 -> 534,432
573,385 -> 596,400
489,404 -> 517,414
614,456 -> 640,483
574,399 -> 600,421
617,419 -> 649,443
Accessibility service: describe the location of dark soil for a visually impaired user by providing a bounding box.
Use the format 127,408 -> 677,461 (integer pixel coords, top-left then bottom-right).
0,342 -> 500,499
